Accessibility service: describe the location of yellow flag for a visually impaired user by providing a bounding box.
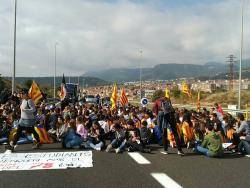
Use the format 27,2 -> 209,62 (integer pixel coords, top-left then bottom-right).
111,83 -> 118,110
182,81 -> 192,97
165,85 -> 170,99
28,81 -> 43,104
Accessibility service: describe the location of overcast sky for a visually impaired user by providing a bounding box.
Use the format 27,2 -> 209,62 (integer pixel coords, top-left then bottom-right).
0,0 -> 249,77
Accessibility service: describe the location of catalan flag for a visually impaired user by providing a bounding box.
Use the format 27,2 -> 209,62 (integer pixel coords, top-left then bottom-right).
182,81 -> 192,97
59,74 -> 67,101
111,83 -> 118,110
197,90 -> 201,112
165,85 -> 170,99
28,81 -> 43,104
120,88 -> 128,107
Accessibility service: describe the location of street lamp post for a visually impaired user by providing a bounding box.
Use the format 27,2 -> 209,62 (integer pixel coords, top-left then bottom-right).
12,0 -> 17,94
54,43 -> 58,99
139,50 -> 143,100
238,0 -> 244,110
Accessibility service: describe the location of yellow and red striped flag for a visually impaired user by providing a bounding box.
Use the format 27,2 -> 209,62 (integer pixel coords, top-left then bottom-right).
120,88 -> 128,107
29,81 -> 43,104
182,81 -> 192,97
59,74 -> 67,101
197,90 -> 201,112
111,83 -> 118,110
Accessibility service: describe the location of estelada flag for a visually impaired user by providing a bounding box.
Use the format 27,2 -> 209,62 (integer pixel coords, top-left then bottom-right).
120,88 -> 128,107
111,83 -> 118,110
29,81 -> 43,104
182,81 -> 192,97
59,74 -> 67,101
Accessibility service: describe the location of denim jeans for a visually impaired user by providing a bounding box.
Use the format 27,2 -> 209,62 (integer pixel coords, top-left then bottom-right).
86,140 -> 104,150
238,140 -> 250,155
195,146 -> 221,157
195,146 -> 209,155
158,111 -> 182,151
118,140 -> 127,151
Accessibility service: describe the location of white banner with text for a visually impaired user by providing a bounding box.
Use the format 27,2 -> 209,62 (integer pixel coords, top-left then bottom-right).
0,151 -> 93,171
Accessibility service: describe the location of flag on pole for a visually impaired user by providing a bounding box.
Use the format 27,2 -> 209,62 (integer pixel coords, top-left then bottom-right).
165,85 -> 170,99
29,81 -> 43,104
120,88 -> 128,107
182,81 -> 192,97
111,83 -> 118,110
197,90 -> 201,112
59,74 -> 67,101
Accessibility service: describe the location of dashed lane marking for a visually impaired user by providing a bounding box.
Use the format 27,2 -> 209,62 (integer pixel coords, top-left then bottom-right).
128,152 -> 151,164
151,173 -> 183,188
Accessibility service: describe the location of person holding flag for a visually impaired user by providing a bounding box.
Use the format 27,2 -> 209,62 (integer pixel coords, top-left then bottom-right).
5,88 -> 41,152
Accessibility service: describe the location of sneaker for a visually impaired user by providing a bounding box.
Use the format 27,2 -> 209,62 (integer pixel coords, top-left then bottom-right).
32,143 -> 42,149
178,150 -> 185,156
143,148 -> 151,153
115,148 -> 121,154
160,150 -> 168,155
95,147 -> 101,151
105,144 -> 113,153
5,145 -> 14,152
187,142 -> 190,149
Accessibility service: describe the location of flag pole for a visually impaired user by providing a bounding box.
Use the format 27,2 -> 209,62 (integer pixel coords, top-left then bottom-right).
238,0 -> 244,110
12,0 -> 17,94
54,42 -> 58,99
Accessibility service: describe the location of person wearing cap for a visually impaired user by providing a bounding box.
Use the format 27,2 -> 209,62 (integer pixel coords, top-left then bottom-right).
6,88 -> 41,151
194,121 -> 223,158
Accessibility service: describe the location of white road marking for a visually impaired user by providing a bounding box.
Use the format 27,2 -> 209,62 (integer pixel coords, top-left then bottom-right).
128,152 -> 151,164
151,173 -> 182,188
246,155 -> 250,157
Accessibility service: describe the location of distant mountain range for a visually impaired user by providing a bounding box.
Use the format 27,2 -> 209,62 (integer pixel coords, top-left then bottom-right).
84,59 -> 250,82
4,76 -> 109,87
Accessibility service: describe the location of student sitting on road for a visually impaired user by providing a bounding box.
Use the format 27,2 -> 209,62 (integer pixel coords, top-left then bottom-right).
140,120 -> 151,146
56,115 -> 69,142
85,121 -> 105,151
62,119 -> 82,149
106,123 -> 125,153
194,121 -> 223,158
76,115 -> 88,141
125,120 -> 151,153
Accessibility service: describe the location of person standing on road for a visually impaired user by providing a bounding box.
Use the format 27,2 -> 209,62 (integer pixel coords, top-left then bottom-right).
6,89 -> 41,151
153,96 -> 184,155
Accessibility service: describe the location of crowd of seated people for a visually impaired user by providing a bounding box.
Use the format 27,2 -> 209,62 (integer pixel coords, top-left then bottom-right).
0,92 -> 249,158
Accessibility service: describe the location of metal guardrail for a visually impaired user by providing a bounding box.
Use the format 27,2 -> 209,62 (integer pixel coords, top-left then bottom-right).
131,101 -> 249,120
174,104 -> 249,120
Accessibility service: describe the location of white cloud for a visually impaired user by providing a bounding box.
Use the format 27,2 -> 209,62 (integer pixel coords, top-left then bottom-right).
0,0 -> 249,77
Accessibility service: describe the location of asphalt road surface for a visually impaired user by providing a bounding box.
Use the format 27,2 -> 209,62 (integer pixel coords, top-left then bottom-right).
0,143 -> 249,188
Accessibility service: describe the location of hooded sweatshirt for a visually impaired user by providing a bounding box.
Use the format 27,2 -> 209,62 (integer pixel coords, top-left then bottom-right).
201,131 -> 223,156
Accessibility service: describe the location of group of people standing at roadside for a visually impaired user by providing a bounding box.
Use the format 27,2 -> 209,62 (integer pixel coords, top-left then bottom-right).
1,89 -> 250,158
